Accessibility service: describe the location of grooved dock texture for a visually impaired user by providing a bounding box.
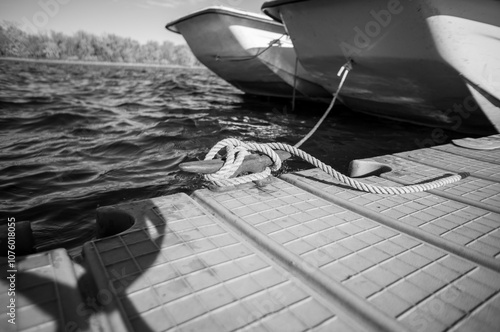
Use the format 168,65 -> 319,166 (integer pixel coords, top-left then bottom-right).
396,148 -> 500,182
0,249 -> 88,332
434,135 -> 500,165
83,193 -> 365,332
284,169 -> 500,265
195,178 -> 500,332
366,155 -> 500,213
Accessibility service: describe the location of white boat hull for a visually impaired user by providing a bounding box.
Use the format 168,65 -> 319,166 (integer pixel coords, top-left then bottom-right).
263,0 -> 500,134
166,7 -> 329,100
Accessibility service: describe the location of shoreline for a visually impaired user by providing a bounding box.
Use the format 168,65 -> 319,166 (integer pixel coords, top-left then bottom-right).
0,56 -> 206,70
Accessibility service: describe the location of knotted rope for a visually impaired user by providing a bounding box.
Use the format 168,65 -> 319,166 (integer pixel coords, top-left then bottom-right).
203,138 -> 467,194
203,139 -> 281,187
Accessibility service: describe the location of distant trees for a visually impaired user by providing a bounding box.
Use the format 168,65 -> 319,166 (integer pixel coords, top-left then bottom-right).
0,21 -> 200,67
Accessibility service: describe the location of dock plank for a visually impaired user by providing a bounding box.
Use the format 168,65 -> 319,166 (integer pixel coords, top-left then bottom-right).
434,145 -> 500,165
395,148 -> 500,182
194,178 -> 500,332
354,154 -> 500,214
434,135 -> 500,164
0,249 -> 89,332
282,170 -> 500,269
83,193 -> 369,332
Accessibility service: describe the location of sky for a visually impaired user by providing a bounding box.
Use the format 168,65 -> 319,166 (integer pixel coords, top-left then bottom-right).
0,0 -> 267,44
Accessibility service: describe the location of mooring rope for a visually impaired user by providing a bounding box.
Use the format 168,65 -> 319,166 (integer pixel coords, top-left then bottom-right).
215,34 -> 287,62
204,139 -> 280,187
203,61 -> 468,193
295,61 -> 352,148
203,138 -> 467,194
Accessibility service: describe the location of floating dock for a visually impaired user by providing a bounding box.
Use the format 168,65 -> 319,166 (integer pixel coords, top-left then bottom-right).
2,135 -> 500,332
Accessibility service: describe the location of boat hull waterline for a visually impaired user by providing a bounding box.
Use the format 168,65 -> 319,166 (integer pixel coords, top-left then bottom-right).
166,7 -> 329,100
262,0 -> 500,134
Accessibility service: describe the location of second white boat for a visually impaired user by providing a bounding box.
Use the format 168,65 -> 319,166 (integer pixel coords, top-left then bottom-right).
166,6 -> 329,100
263,0 -> 500,134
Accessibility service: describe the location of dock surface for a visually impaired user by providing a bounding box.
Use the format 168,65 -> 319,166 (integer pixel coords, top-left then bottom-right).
2,135 -> 500,331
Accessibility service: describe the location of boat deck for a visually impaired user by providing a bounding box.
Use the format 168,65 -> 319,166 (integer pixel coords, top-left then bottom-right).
2,135 -> 500,332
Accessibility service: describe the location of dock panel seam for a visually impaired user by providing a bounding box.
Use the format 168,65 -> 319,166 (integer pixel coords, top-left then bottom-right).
280,172 -> 500,273
192,189 -> 411,332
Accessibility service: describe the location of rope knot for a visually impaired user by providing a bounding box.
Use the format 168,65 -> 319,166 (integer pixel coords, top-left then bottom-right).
203,138 -> 282,187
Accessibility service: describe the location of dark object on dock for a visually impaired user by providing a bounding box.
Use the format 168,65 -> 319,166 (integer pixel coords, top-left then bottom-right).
0,220 -> 35,256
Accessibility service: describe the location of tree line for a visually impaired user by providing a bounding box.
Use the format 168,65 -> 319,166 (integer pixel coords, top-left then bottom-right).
0,21 -> 200,67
